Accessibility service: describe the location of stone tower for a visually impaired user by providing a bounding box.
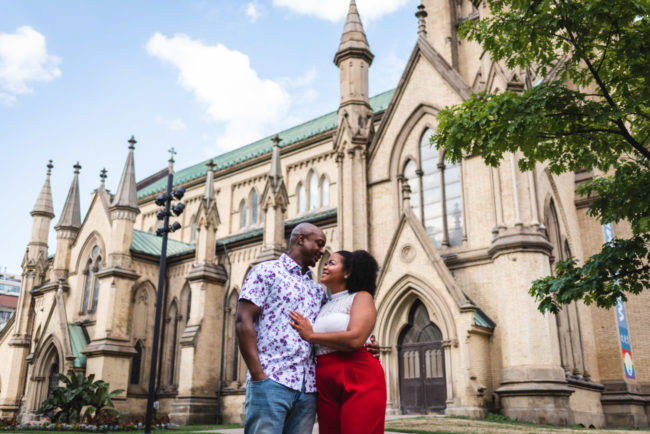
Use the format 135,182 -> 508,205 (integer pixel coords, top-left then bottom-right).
334,0 -> 374,251
171,159 -> 227,424
0,162 -> 55,416
256,135 -> 289,263
83,137 -> 139,396
52,163 -> 82,281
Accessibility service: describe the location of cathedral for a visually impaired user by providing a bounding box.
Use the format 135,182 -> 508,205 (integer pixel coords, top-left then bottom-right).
1,0 -> 649,428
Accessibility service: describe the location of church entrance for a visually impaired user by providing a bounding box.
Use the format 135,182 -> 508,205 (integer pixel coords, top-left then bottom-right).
398,300 -> 446,413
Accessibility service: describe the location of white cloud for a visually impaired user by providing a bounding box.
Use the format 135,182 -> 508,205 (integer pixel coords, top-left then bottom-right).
0,26 -> 61,102
146,32 -> 290,150
372,51 -> 407,91
246,2 -> 261,23
156,116 -> 186,131
273,0 -> 410,22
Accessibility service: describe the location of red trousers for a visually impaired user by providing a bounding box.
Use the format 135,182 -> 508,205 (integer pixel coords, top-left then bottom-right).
316,348 -> 386,434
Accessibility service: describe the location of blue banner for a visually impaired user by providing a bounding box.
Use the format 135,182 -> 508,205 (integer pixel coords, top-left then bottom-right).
603,223 -> 635,379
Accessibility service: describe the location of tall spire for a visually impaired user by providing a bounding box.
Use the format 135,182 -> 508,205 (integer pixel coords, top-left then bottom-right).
334,0 -> 374,66
55,162 -> 81,231
31,160 -> 55,218
110,136 -> 139,213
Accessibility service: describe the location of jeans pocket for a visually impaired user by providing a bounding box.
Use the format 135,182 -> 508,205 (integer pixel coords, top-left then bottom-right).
250,377 -> 271,385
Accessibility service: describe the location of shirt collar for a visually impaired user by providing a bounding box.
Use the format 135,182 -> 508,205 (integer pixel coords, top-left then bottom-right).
280,253 -> 312,277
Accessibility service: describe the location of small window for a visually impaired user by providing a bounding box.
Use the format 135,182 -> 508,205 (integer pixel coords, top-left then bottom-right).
240,200 -> 247,228
297,184 -> 306,213
309,172 -> 318,210
321,177 -> 330,207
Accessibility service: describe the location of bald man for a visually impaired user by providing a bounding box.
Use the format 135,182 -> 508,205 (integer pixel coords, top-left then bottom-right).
236,223 -> 327,433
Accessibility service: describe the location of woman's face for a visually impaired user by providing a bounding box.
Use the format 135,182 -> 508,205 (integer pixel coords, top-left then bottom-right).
321,253 -> 347,287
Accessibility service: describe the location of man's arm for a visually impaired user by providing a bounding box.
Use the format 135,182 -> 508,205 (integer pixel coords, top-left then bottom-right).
235,299 -> 267,381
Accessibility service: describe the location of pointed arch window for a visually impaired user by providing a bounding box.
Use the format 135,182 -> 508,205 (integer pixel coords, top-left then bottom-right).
409,129 -> 465,248
130,341 -> 143,385
321,176 -> 330,207
239,199 -> 247,229
297,183 -> 306,214
309,172 -> 319,210
82,246 -> 102,314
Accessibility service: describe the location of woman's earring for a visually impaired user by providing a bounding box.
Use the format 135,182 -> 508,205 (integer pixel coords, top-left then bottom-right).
344,275 -> 348,279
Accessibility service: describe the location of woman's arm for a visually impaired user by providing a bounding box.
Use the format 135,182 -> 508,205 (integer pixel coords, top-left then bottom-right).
289,291 -> 376,352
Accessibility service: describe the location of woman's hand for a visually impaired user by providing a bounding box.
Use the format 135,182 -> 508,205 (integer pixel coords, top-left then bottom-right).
289,311 -> 314,342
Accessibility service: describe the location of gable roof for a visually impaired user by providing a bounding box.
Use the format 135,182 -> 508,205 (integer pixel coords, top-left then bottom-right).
370,36 -> 472,161
137,90 -> 394,199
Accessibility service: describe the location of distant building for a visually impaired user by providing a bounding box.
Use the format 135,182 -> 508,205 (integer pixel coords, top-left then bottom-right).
0,270 -> 20,331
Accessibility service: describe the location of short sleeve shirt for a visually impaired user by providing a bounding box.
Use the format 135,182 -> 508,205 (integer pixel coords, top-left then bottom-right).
239,254 -> 325,392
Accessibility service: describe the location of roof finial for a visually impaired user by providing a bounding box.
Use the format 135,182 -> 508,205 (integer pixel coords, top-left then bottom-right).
269,135 -> 282,179
416,3 -> 428,36
168,146 -> 177,172
100,168 -> 107,185
46,160 -> 53,176
206,158 -> 215,172
73,161 -> 81,175
128,135 -> 137,150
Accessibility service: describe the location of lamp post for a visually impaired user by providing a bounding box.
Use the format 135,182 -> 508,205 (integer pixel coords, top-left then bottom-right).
145,147 -> 185,434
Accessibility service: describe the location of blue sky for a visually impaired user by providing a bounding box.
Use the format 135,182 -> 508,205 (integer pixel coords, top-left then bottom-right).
0,0 -> 420,273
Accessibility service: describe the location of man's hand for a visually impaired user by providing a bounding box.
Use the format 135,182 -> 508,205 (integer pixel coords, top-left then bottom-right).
364,335 -> 381,359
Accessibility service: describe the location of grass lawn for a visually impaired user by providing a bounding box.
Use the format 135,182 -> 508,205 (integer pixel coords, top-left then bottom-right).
0,424 -> 242,434
384,415 -> 650,434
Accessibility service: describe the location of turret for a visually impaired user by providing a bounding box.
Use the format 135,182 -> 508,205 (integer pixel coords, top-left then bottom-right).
194,159 -> 220,264
256,135 -> 289,263
108,136 -> 140,268
27,160 -> 55,260
52,162 -> 82,280
333,0 -> 373,250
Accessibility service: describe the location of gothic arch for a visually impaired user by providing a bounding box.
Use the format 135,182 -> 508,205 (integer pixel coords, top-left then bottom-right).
224,287 -> 243,386
387,104 -> 440,183
319,174 -> 331,208
72,231 -> 106,275
248,188 -> 260,226
30,335 -> 63,411
375,274 -> 459,413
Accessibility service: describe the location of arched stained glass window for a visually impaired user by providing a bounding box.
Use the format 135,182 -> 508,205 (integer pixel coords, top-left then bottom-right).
309,172 -> 319,210
410,129 -> 464,248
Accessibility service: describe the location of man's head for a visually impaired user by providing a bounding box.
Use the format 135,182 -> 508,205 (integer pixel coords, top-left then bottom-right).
288,223 -> 326,270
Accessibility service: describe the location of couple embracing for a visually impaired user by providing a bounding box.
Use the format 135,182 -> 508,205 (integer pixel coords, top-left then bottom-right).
235,223 -> 386,434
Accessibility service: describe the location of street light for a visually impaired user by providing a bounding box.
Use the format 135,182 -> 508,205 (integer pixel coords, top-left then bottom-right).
145,147 -> 184,434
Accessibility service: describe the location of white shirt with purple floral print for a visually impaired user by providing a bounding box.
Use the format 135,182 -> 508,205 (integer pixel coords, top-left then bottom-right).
239,253 -> 325,392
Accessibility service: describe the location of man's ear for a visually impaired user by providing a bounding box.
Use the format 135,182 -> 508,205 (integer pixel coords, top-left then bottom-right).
297,234 -> 304,246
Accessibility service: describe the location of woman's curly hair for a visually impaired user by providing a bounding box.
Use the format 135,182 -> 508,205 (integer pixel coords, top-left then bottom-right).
336,250 -> 379,297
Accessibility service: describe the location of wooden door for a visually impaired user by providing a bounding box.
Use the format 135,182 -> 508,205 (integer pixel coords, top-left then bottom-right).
398,301 -> 447,413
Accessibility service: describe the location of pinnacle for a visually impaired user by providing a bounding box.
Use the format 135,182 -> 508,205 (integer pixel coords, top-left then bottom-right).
334,0 -> 374,66
31,160 -> 55,218
55,162 -> 82,231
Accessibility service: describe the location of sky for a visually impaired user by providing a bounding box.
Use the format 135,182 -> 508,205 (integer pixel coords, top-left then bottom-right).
0,0 -> 421,274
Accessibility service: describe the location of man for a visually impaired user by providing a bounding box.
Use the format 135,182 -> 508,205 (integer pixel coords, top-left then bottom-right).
236,223 -> 378,433
236,223 -> 326,434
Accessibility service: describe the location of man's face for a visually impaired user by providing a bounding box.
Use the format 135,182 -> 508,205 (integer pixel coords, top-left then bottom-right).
300,230 -> 326,268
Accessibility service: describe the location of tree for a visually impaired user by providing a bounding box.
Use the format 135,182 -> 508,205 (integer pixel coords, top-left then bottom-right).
432,0 -> 650,313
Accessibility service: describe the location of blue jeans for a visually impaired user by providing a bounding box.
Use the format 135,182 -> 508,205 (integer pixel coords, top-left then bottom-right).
244,378 -> 317,434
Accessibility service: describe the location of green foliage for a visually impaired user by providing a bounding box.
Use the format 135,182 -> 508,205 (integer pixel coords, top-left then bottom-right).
82,380 -> 123,425
432,0 -> 650,312
37,371 -> 123,424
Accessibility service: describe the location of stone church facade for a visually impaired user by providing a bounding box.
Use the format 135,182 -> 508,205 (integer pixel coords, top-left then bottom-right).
1,0 -> 649,428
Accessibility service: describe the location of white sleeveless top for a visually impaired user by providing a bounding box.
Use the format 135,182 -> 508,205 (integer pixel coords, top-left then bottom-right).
313,290 -> 370,356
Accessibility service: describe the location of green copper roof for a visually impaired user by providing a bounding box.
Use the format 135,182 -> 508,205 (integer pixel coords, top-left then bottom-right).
68,324 -> 88,368
217,208 -> 337,246
474,310 -> 495,330
130,229 -> 195,258
137,89 -> 395,199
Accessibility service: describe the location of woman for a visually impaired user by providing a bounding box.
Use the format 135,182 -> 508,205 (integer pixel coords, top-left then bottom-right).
290,250 -> 386,434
